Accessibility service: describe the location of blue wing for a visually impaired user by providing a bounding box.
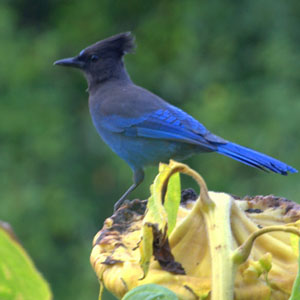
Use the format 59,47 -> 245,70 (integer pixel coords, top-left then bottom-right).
101,105 -> 226,150
100,105 -> 297,175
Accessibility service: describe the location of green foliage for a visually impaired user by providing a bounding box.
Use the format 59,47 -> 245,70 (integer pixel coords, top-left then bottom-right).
122,284 -> 178,300
289,239 -> 300,300
165,172 -> 181,236
0,1 -> 299,299
0,225 -> 52,300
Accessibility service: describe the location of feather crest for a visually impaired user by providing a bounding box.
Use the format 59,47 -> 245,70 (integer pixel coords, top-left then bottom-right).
85,32 -> 135,57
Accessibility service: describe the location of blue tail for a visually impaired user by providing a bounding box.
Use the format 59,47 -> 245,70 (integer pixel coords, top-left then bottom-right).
217,142 -> 298,175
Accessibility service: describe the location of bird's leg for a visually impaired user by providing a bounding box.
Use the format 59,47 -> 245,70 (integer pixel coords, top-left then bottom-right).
113,183 -> 137,212
114,169 -> 144,212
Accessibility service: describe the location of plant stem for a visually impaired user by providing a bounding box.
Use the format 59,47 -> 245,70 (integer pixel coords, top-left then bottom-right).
200,192 -> 235,300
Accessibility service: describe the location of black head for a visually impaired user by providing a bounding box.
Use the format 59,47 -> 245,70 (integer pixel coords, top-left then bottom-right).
54,32 -> 135,84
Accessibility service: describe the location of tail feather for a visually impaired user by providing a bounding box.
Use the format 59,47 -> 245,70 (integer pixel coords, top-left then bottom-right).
217,142 -> 298,175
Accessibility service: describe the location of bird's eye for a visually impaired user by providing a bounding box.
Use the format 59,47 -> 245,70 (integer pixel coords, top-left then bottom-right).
91,55 -> 99,62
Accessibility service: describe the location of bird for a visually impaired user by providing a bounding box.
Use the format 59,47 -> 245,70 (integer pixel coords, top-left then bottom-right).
54,32 -> 297,211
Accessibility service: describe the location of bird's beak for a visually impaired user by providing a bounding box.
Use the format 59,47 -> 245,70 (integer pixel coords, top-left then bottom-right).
53,56 -> 84,68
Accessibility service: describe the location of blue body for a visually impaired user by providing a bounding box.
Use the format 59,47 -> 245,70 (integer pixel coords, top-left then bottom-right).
89,80 -> 297,177
91,121 -> 200,169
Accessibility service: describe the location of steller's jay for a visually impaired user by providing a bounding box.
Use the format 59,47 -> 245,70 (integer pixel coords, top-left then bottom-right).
54,32 -> 297,211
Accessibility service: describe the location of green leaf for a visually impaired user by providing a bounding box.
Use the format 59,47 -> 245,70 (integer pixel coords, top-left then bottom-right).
164,172 -> 181,236
0,224 -> 52,300
122,284 -> 178,300
289,239 -> 300,300
139,223 -> 154,276
139,164 -> 170,277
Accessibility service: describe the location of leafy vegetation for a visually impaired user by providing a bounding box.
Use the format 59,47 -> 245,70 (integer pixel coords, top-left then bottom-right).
122,284 -> 178,300
0,225 -> 52,300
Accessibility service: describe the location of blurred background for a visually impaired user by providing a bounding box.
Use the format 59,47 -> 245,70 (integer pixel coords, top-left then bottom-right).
1,0 -> 299,299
